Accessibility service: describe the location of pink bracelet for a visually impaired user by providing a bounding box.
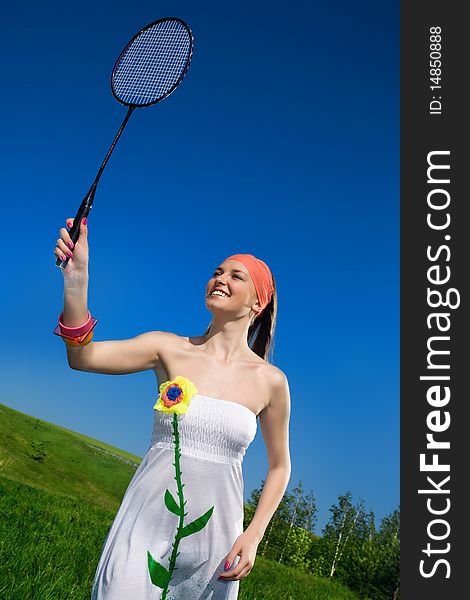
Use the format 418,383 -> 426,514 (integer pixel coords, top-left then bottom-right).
58,310 -> 92,336
53,311 -> 98,341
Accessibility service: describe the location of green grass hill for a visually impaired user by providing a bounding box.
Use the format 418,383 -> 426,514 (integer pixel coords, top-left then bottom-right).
0,403 -> 140,511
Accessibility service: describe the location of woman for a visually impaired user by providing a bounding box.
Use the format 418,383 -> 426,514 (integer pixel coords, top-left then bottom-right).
54,216 -> 292,599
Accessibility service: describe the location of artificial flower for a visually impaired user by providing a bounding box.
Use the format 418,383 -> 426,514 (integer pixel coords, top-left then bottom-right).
153,376 -> 198,415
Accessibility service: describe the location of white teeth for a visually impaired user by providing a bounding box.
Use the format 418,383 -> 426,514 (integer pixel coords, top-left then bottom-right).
211,290 -> 229,298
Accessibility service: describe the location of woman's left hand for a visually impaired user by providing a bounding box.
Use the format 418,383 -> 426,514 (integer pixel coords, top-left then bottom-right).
218,531 -> 260,581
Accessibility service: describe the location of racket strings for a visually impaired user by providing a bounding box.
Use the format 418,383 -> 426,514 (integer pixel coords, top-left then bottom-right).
113,20 -> 192,106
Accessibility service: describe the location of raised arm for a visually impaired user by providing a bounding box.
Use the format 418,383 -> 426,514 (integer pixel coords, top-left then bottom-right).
67,330 -> 174,375
54,216 -> 173,375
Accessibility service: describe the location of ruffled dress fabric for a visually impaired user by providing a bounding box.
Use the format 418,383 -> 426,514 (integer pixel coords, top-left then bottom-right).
91,394 -> 258,599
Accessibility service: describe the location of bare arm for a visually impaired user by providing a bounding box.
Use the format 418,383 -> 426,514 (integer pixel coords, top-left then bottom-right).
218,369 -> 292,581
62,275 -> 173,374
245,369 -> 292,543
67,330 -> 174,374
56,216 -> 171,375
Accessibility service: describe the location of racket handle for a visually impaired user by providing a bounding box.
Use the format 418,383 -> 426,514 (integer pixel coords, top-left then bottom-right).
55,200 -> 93,270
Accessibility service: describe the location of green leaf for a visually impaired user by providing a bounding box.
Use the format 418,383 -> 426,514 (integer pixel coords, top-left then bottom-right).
147,551 -> 171,588
164,489 -> 181,516
180,506 -> 214,538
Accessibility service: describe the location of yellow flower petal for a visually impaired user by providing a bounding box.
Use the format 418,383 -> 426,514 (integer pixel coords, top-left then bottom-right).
153,376 -> 198,414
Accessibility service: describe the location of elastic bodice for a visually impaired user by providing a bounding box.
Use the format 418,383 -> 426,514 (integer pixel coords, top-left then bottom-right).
150,394 -> 258,466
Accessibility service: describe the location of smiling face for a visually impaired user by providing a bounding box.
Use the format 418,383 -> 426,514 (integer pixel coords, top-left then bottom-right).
205,259 -> 262,321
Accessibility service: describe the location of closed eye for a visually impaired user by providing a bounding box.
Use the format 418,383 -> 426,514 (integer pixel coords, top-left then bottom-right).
213,270 -> 244,280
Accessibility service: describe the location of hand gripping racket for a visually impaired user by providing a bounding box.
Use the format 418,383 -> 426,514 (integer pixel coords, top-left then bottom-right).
56,17 -> 194,269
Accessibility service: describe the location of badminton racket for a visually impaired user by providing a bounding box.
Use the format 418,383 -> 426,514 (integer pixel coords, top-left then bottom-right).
56,16 -> 194,269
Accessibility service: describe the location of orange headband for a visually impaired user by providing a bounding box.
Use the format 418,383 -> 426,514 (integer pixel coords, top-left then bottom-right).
224,253 -> 275,316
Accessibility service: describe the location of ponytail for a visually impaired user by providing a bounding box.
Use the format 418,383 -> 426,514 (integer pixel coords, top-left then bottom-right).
247,279 -> 277,362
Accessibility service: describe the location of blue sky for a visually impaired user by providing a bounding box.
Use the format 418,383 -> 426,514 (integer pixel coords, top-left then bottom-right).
1,0 -> 398,532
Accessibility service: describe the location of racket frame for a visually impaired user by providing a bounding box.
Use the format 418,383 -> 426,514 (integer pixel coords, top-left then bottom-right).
111,16 -> 194,108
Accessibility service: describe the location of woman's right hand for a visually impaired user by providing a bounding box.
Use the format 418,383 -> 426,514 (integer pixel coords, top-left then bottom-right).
55,217 -> 89,276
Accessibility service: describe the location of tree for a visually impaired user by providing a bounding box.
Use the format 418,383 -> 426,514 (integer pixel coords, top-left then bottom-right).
375,507 -> 400,599
254,481 -> 293,558
281,525 -> 315,572
278,481 -> 317,563
245,480 -> 317,561
323,491 -> 364,578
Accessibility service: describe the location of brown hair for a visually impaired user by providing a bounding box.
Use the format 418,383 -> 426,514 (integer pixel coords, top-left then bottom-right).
203,271 -> 278,363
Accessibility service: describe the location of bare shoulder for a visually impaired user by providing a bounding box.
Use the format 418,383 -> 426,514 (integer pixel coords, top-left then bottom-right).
266,363 -> 289,387
138,330 -> 183,362
262,363 -> 291,415
147,330 -> 181,343
146,329 -> 183,342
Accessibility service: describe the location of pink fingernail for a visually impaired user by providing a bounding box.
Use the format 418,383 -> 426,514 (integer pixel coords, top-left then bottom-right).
68,241 -> 74,249
82,217 -> 87,225
61,254 -> 67,261
224,561 -> 231,570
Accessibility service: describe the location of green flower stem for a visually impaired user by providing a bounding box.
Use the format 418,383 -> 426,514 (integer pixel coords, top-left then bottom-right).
161,413 -> 187,600
149,406 -> 213,596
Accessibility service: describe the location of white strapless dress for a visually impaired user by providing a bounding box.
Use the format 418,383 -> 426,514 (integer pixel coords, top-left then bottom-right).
91,393 -> 258,600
